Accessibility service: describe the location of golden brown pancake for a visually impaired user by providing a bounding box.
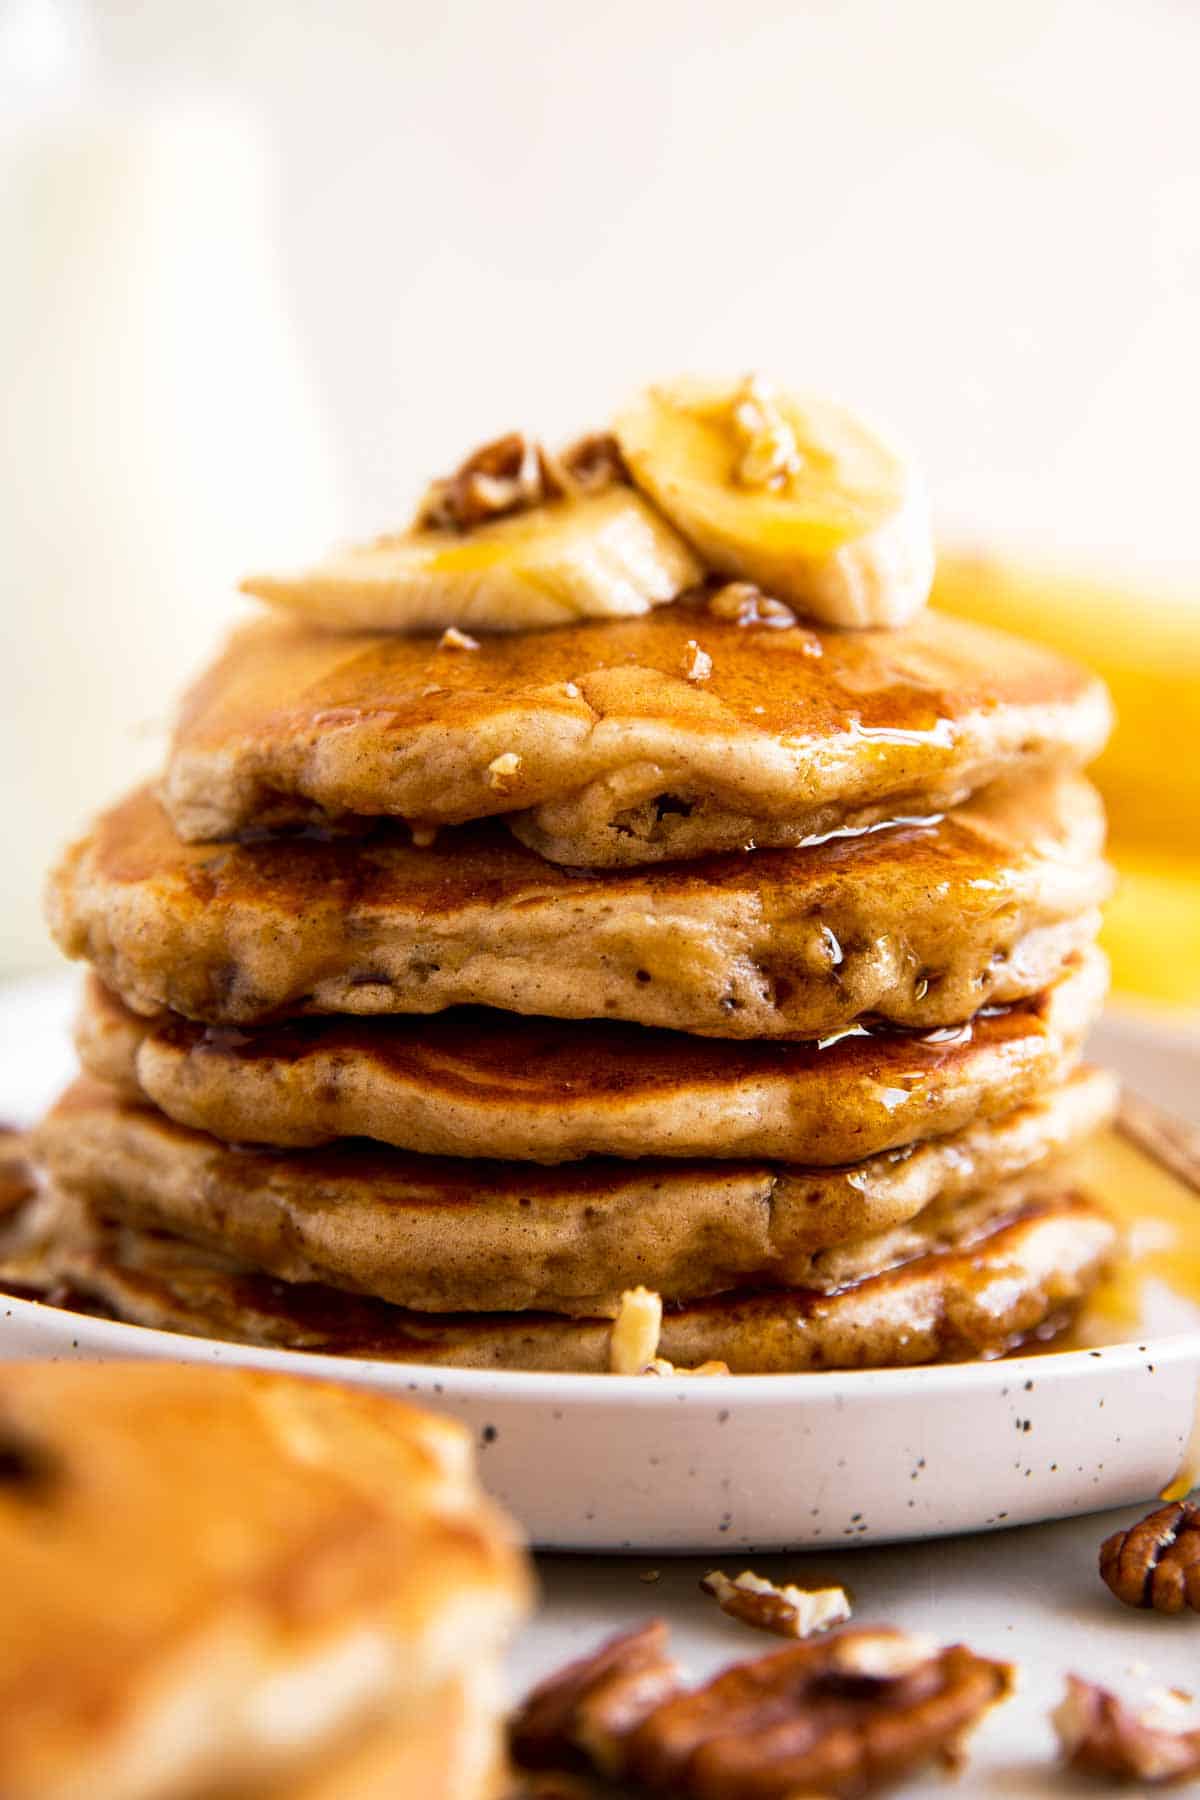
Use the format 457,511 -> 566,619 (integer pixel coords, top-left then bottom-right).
33,1070 -> 1116,1314
0,1361 -> 527,1800
6,1186 -> 1118,1373
73,951 -> 1106,1164
161,605 -> 1111,864
51,774 -> 1110,1036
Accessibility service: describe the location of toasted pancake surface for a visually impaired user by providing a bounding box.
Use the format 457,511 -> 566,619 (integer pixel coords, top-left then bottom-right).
0,1360 -> 527,1800
162,606 -> 1111,862
72,951 -> 1106,1164
7,1186 -> 1117,1372
52,775 -> 1109,1035
35,1070 -> 1115,1313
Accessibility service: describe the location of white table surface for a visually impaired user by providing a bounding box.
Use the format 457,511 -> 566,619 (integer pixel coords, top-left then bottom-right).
5,969 -> 1200,1798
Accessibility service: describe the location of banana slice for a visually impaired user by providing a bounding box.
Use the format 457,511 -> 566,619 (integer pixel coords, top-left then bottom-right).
241,454 -> 703,634
613,376 -> 934,628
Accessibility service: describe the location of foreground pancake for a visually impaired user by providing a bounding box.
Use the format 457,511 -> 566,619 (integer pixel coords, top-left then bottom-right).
5,1188 -> 1118,1373
162,606 -> 1111,864
75,951 -> 1106,1164
0,1361 -> 526,1799
34,1071 -> 1115,1313
52,774 -> 1110,1036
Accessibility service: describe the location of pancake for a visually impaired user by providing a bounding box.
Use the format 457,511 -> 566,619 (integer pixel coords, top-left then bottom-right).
0,1360 -> 527,1800
74,950 -> 1107,1164
161,605 -> 1111,864
6,1186 -> 1118,1373
33,1070 -> 1116,1314
51,774 -> 1110,1037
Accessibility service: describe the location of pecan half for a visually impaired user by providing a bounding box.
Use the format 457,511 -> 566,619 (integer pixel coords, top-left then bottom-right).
1100,1501 -> 1200,1612
509,1621 -> 681,1776
626,1628 -> 1012,1798
700,1569 -> 852,1640
511,1624 -> 1013,1799
1054,1674 -> 1200,1783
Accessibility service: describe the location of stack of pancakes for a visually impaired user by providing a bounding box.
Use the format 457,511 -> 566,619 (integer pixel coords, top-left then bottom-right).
23,579 -> 1121,1371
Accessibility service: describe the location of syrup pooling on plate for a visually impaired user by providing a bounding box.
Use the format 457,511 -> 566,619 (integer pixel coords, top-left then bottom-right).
1059,1128 -> 1200,1348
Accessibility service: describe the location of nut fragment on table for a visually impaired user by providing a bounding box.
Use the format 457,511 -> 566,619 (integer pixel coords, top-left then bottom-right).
700,1569 -> 852,1640
509,1620 -> 680,1777
1100,1501 -> 1200,1612
511,1623 -> 1013,1798
1053,1674 -> 1200,1783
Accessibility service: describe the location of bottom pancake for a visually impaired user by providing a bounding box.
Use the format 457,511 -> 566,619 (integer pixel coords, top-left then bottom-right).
4,1186 -> 1118,1374
34,1071 -> 1116,1314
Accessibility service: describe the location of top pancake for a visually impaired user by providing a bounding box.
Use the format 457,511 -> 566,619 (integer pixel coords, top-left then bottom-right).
0,1361 -> 527,1799
162,603 -> 1111,864
50,773 -> 1109,1036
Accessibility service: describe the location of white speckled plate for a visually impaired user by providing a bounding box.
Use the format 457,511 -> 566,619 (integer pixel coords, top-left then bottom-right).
3,972 -> 1199,1550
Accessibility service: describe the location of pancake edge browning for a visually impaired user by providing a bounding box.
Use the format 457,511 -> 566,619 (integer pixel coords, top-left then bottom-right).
71,950 -> 1108,1165
4,1186 -> 1118,1373
49,774 -> 1110,1036
34,1069 -> 1116,1314
160,608 -> 1112,864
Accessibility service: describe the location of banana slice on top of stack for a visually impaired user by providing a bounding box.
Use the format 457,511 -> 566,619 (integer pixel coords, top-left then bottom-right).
242,377 -> 935,632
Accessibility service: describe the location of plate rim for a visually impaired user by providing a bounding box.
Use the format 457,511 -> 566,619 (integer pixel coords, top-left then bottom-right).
6,1288 -> 1199,1403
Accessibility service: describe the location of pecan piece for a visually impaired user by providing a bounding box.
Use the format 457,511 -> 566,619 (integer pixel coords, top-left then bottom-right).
416,432 -> 568,532
707,582 -> 799,630
560,431 -> 630,493
510,1621 -> 681,1776
624,1627 -> 1013,1798
1100,1501 -> 1200,1612
700,1569 -> 852,1640
0,1128 -> 35,1221
1053,1674 -> 1200,1783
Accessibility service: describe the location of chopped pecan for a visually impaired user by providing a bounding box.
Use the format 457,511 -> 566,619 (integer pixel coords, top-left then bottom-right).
437,625 -> 480,651
700,1569 -> 851,1640
0,1130 -> 35,1222
509,1621 -> 680,1776
645,1358 -> 731,1378
416,432 -> 567,532
680,640 -> 713,682
729,375 -> 803,491
1053,1674 -> 1200,1783
707,582 -> 799,630
486,751 -> 523,794
416,428 -> 626,532
1100,1501 -> 1200,1612
610,1287 -> 662,1375
560,431 -> 630,493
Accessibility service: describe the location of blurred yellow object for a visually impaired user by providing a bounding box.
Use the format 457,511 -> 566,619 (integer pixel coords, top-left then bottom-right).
934,551 -> 1200,1010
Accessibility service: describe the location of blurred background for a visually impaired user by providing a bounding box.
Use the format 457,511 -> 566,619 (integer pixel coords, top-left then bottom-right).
2,0 -> 1197,1007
